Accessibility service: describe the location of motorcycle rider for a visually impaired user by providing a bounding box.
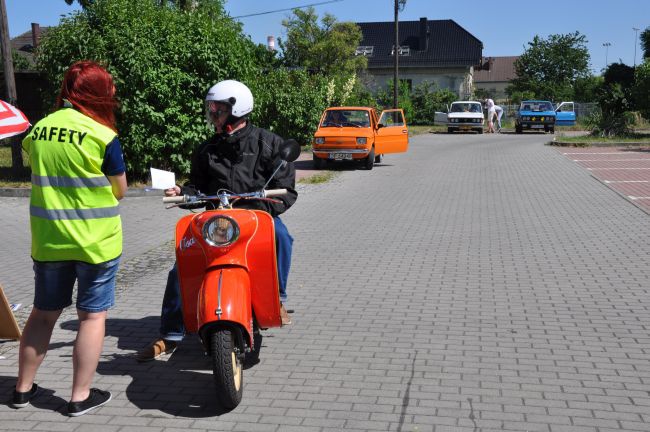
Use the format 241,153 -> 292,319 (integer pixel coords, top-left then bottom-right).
136,80 -> 297,362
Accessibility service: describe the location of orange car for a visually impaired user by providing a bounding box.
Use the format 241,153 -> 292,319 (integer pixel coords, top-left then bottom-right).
312,107 -> 409,170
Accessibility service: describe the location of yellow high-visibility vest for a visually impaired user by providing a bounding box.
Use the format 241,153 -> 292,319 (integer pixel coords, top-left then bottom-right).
22,108 -> 122,263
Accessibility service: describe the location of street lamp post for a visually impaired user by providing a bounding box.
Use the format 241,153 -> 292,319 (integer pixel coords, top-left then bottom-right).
602,42 -> 611,70
633,27 -> 640,69
393,0 -> 407,109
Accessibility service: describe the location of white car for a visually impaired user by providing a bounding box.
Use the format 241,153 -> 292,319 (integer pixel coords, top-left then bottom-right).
434,101 -> 485,134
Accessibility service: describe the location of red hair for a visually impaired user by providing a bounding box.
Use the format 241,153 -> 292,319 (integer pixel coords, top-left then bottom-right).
57,60 -> 118,132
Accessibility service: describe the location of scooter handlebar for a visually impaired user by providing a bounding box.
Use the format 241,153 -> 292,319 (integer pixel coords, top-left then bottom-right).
162,195 -> 186,204
263,189 -> 287,198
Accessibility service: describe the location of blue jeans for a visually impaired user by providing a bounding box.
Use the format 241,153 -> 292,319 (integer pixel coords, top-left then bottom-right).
33,257 -> 120,313
160,216 -> 293,341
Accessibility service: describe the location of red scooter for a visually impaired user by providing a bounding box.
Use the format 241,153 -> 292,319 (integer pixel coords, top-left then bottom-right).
162,140 -> 300,409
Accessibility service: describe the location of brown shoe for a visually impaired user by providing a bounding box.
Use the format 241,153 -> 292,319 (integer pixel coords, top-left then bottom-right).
135,339 -> 177,362
280,304 -> 292,325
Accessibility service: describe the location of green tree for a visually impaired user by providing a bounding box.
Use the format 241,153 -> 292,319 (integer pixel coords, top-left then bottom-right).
374,79 -> 414,121
64,0 -> 95,7
64,0 -> 212,8
40,0 -> 258,178
633,60 -> 650,120
508,90 -> 535,105
506,32 -> 590,101
641,27 -> 650,59
588,62 -> 637,137
411,81 -> 456,125
573,75 -> 603,102
250,68 -> 329,146
279,7 -> 366,77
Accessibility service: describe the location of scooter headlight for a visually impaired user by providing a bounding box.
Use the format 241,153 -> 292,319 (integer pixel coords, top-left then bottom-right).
203,216 -> 239,247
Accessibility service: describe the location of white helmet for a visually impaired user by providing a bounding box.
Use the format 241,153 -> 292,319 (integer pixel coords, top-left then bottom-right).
205,79 -> 253,118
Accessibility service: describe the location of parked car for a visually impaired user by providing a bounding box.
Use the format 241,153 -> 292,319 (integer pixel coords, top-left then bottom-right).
434,101 -> 485,134
515,100 -> 557,133
312,107 -> 409,170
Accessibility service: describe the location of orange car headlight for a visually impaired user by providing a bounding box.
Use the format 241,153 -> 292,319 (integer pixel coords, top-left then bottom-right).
314,137 -> 325,145
356,137 -> 367,145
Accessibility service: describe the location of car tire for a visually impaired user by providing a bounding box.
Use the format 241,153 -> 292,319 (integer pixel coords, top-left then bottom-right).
477,128 -> 483,134
363,147 -> 375,170
515,125 -> 522,134
447,127 -> 454,133
374,153 -> 383,164
550,127 -> 555,134
312,154 -> 324,169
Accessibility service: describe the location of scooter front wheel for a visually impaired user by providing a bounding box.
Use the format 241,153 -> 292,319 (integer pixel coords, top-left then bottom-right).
211,329 -> 243,409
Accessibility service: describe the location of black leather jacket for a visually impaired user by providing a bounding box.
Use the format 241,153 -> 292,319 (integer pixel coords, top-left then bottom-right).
181,122 -> 297,217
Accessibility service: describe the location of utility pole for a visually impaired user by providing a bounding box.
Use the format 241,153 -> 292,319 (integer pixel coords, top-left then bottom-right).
633,27 -> 640,69
393,0 -> 398,108
0,0 -> 24,176
392,0 -> 407,109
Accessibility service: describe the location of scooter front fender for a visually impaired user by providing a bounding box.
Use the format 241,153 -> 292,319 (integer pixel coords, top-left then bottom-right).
195,267 -> 253,348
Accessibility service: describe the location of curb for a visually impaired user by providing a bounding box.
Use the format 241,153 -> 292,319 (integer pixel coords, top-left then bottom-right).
549,141 -> 650,148
0,187 -> 165,198
0,152 -> 323,198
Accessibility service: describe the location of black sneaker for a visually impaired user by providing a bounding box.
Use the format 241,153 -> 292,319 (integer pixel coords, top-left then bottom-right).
11,383 -> 40,408
67,388 -> 112,417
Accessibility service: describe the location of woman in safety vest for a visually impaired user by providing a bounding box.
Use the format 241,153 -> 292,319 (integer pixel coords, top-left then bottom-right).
12,61 -> 127,417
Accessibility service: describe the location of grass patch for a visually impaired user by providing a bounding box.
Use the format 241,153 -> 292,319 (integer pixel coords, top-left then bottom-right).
555,132 -> 650,145
299,170 -> 336,184
0,145 -> 30,187
409,125 -> 446,135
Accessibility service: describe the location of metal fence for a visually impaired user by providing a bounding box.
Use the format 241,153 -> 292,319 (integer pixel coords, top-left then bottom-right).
499,102 -> 599,120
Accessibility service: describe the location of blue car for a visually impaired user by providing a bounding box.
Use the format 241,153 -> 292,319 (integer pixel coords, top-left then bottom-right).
515,100 -> 556,134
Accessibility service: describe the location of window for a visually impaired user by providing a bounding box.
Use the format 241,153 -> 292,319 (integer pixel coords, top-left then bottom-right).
379,111 -> 405,127
355,46 -> 374,56
391,45 -> 410,56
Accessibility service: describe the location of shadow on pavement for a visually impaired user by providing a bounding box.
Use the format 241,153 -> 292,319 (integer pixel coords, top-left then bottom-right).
60,316 -> 237,417
0,377 -> 68,415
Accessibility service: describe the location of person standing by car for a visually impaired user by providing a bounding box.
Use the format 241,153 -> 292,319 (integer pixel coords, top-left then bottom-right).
494,105 -> 504,132
485,98 -> 496,133
135,79 -> 297,362
13,60 -> 126,416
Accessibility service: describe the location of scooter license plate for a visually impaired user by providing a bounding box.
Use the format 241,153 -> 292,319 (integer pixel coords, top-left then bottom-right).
330,153 -> 352,160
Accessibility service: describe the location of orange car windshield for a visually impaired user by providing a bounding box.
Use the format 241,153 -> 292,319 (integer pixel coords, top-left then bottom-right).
321,110 -> 371,128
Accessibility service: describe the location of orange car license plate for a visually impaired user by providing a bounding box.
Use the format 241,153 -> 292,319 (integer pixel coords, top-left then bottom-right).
330,153 -> 352,160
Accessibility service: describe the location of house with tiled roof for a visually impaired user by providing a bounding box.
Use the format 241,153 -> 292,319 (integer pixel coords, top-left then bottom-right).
355,18 -> 483,99
473,56 -> 519,100
11,24 -> 51,68
8,24 -> 50,123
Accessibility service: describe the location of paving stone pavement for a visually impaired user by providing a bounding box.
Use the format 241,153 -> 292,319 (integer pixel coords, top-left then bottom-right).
0,132 -> 649,431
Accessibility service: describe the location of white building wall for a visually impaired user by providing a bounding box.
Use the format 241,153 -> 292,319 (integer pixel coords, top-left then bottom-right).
364,67 -> 473,98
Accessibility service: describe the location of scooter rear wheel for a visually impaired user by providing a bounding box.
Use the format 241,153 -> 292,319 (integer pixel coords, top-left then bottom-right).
211,329 -> 243,409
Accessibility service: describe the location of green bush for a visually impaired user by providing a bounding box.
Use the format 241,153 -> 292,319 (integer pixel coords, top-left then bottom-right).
250,68 -> 329,146
374,79 -> 413,122
410,82 -> 456,125
634,60 -> 650,121
37,0 -> 260,179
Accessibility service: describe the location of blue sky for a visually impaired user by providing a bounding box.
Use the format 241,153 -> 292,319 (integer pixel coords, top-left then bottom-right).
7,0 -> 649,74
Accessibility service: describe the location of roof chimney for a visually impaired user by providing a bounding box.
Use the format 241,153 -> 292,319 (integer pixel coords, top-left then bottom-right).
419,17 -> 428,51
267,36 -> 276,52
31,23 -> 40,49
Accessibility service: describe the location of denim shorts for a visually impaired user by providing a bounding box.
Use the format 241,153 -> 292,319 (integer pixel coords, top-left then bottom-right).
33,257 -> 120,313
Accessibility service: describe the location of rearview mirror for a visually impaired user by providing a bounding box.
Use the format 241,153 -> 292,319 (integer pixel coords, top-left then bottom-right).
279,139 -> 301,163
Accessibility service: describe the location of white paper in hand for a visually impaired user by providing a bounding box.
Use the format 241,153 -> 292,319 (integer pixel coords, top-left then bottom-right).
150,168 -> 176,190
